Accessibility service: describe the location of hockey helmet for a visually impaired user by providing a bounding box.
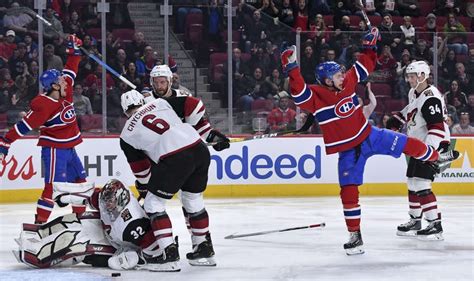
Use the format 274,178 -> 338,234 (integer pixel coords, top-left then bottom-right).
121,90 -> 145,115
315,61 -> 343,85
406,61 -> 430,78
100,179 -> 130,213
150,64 -> 173,96
40,69 -> 62,92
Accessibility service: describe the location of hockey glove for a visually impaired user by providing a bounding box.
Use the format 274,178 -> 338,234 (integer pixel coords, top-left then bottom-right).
280,42 -> 298,74
386,113 -> 406,132
53,182 -> 95,207
206,129 -> 230,151
135,180 -> 149,200
0,136 -> 11,162
66,34 -> 83,56
362,27 -> 380,50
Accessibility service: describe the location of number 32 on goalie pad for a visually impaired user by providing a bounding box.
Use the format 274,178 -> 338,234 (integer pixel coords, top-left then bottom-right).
13,212 -> 115,268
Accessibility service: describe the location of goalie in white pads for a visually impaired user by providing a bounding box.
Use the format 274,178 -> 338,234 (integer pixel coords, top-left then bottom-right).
14,179 -> 160,269
119,90 -> 220,271
386,61 -> 460,240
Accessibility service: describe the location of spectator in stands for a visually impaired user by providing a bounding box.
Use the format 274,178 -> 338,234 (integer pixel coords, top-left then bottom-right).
445,80 -> 468,107
300,44 -> 317,84
27,60 -> 39,92
81,35 -> 98,53
376,45 -> 398,83
445,114 -> 456,133
6,91 -> 26,127
441,49 -> 457,81
396,0 -> 420,17
171,72 -> 192,96
84,64 -> 116,113
126,31 -> 148,60
355,0 -> 380,17
451,112 -> 474,134
124,62 -> 143,90
105,32 -> 122,60
82,0 -> 100,28
43,7 -> 63,42
267,91 -> 296,132
11,73 -> 33,110
8,42 -> 29,77
380,113 -> 391,128
72,83 -> 93,131
395,49 -> 412,99
244,10 -> 269,53
333,1 -> 354,30
465,48 -> 474,76
238,67 -> 272,111
249,46 -> 274,76
106,80 -> 127,133
278,0 -> 294,26
0,89 -> 8,113
53,0 -> 74,22
399,16 -> 415,53
309,0 -> 331,16
23,34 -> 38,60
176,3 -> 202,34
0,30 -> 16,63
465,94 -> 474,124
376,0 -> 400,16
421,13 -> 439,34
294,0 -> 309,32
378,13 -> 402,58
434,0 -> 463,17
107,0 -> 135,29
43,44 -> 63,71
64,10 -> 85,38
443,13 -> 468,55
110,48 -> 128,77
412,39 -> 433,63
258,0 -> 279,18
203,0 -> 224,50
266,67 -> 288,94
52,36 -> 67,62
308,14 -> 328,44
454,62 -> 474,94
2,2 -> 34,36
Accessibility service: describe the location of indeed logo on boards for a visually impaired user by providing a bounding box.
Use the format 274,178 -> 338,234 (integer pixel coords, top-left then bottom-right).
211,146 -> 322,180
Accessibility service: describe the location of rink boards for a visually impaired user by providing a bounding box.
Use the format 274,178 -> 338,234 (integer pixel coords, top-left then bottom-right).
0,136 -> 472,203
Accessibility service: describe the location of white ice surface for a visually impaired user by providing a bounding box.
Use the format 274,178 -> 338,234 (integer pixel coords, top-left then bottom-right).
0,196 -> 473,281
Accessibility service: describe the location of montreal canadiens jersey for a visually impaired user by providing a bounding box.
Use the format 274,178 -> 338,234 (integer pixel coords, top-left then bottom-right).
97,188 -> 151,250
120,98 -> 202,164
5,55 -> 82,148
288,49 -> 377,154
400,85 -> 450,148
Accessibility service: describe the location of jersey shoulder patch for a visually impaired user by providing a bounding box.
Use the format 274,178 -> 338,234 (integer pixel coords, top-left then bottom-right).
423,88 -> 434,97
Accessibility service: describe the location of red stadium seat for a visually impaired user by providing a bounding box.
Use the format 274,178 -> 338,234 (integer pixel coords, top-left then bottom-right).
419,2 -> 435,16
391,16 -> 404,26
112,29 -> 135,43
370,83 -> 392,97
86,28 -> 101,40
411,17 -> 426,28
368,15 -> 382,27
349,15 -> 362,27
209,52 -> 227,82
213,63 -> 224,82
323,15 -> 334,27
187,24 -> 203,47
436,16 -> 447,28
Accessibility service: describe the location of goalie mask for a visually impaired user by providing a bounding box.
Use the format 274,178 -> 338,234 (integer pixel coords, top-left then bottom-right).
100,179 -> 130,213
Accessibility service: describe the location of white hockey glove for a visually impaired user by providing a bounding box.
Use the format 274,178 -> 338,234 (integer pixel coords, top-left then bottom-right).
53,182 -> 95,207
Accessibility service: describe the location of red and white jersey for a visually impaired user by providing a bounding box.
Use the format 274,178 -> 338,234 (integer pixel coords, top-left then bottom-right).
120,98 -> 202,164
288,49 -> 377,154
400,85 -> 450,148
5,56 -> 82,148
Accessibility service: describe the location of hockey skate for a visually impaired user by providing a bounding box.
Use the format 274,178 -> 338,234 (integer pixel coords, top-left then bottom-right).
417,220 -> 444,241
139,240 -> 181,272
396,215 -> 422,237
430,150 -> 461,173
186,233 -> 216,266
344,231 -> 364,255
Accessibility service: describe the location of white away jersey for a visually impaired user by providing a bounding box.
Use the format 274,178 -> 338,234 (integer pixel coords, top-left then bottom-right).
401,85 -> 450,148
120,98 -> 202,163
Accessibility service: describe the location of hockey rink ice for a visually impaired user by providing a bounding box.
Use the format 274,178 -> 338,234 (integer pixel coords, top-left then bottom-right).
0,196 -> 473,281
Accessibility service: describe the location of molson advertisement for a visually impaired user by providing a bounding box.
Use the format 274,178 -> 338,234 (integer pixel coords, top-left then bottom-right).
0,136 -> 472,202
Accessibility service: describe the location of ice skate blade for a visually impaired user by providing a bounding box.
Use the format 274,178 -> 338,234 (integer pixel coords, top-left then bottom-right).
417,233 -> 444,241
345,246 -> 365,256
138,261 -> 181,272
396,230 -> 418,237
188,256 -> 217,266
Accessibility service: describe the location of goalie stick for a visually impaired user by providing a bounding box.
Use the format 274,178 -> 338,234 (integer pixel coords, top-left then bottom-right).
8,6 -> 137,90
224,222 -> 326,239
207,113 -> 315,146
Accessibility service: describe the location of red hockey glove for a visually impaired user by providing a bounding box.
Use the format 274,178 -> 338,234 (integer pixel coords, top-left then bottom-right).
280,42 -> 298,74
66,34 -> 83,56
362,27 -> 380,50
386,112 -> 406,132
0,136 -> 11,162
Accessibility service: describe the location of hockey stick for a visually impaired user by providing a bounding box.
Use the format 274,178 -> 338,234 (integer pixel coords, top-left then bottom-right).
12,6 -> 137,89
356,0 -> 372,29
207,113 -> 315,146
224,222 -> 326,239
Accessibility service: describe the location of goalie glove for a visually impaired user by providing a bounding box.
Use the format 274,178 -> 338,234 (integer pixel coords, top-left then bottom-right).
206,129 -> 230,151
53,182 -> 95,207
280,42 -> 298,74
386,113 -> 406,132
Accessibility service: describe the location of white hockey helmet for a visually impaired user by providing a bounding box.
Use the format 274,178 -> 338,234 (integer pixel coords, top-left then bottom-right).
406,61 -> 430,78
150,64 -> 173,97
121,89 -> 144,116
100,179 -> 130,213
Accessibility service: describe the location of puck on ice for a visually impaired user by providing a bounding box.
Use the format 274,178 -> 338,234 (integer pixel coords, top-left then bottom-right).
111,272 -> 121,277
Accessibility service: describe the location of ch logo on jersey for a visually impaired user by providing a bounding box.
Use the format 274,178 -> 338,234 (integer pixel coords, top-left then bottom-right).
334,96 -> 357,118
60,101 -> 77,123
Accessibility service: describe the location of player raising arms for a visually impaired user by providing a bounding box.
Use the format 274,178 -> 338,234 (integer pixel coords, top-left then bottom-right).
119,90 -> 224,271
387,61 -> 452,240
0,35 -> 92,224
280,27 -> 460,255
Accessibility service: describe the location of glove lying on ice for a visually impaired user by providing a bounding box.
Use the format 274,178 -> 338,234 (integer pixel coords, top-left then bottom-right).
206,129 -> 230,151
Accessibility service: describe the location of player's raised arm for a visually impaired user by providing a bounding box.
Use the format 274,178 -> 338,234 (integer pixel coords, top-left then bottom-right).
62,34 -> 83,101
